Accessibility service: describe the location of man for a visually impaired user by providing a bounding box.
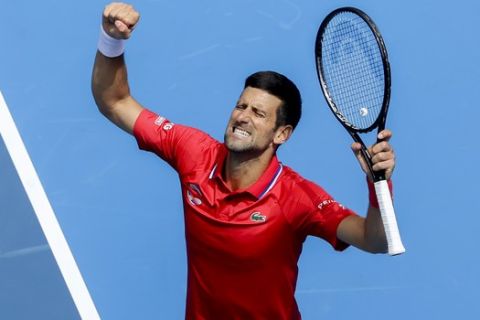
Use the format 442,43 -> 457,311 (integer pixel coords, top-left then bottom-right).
92,3 -> 396,319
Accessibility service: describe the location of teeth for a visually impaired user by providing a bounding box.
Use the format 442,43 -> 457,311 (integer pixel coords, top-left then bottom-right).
234,127 -> 250,137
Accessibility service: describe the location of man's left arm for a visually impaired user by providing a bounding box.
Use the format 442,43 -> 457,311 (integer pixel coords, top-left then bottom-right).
336,129 -> 395,253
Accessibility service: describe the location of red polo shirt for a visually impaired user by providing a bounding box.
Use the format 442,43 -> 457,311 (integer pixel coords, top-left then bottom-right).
133,109 -> 356,320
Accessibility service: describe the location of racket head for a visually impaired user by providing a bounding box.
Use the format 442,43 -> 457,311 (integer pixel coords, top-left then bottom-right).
315,7 -> 391,133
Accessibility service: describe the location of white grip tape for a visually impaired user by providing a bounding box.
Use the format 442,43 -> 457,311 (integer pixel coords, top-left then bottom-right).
374,180 -> 406,255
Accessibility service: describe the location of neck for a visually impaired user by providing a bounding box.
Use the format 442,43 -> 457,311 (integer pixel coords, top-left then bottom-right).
224,149 -> 275,191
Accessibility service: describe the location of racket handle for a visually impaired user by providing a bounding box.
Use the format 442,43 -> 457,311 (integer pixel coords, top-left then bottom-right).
374,180 -> 406,255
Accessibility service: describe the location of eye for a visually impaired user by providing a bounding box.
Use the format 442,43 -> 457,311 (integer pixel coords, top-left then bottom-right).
255,111 -> 266,118
235,104 -> 246,110
253,108 -> 266,118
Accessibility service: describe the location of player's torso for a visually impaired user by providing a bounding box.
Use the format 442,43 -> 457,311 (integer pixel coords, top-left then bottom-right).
181,174 -> 298,260
179,150 -> 303,319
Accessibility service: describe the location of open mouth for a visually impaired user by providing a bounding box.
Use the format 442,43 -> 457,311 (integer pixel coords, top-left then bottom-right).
233,127 -> 251,138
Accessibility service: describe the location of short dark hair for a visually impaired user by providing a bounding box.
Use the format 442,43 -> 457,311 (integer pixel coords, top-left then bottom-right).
244,71 -> 302,130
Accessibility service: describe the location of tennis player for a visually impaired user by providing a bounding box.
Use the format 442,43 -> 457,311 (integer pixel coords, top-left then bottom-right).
92,3 -> 396,319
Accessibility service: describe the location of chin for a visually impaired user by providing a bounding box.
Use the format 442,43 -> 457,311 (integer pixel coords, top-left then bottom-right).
226,143 -> 251,153
225,140 -> 256,153
224,134 -> 244,151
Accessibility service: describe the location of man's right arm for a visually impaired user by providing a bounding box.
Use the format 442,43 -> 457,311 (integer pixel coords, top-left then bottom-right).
91,3 -> 143,134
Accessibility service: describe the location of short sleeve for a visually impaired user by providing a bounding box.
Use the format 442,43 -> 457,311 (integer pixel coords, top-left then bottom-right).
287,179 -> 357,251
133,109 -> 216,174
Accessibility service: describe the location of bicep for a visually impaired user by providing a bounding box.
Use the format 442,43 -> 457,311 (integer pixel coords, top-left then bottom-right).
102,95 -> 144,134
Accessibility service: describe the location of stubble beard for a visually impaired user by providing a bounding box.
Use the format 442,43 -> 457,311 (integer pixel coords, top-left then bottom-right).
224,133 -> 256,153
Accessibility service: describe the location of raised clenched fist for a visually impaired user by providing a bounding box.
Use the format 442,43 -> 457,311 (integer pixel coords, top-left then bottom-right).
102,2 -> 140,39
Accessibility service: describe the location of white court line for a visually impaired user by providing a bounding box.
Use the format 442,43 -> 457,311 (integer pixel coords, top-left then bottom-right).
0,91 -> 100,320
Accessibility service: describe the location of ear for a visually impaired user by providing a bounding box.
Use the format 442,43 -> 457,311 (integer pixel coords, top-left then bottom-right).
273,125 -> 293,146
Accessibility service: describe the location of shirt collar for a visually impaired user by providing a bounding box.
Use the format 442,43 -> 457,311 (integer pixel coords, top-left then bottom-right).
209,145 -> 283,199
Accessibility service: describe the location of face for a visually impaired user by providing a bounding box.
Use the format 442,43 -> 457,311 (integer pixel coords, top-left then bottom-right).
224,87 -> 289,154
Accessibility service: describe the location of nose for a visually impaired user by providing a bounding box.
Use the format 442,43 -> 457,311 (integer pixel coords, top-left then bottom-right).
235,107 -> 253,124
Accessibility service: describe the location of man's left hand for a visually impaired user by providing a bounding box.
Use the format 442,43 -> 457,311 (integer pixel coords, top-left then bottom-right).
351,129 -> 395,181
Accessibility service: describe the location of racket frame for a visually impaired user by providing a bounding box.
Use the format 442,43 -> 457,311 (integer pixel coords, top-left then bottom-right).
315,7 -> 405,255
315,6 -> 391,182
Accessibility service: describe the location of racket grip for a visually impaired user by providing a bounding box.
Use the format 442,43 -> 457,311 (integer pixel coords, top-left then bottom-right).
374,180 -> 406,255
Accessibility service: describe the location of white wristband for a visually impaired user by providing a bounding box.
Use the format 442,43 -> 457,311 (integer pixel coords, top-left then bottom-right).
97,26 -> 125,58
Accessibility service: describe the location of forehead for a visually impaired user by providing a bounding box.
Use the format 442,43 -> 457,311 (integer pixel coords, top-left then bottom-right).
238,87 -> 283,112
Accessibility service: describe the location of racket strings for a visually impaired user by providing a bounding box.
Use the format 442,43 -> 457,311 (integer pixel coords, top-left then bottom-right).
320,12 -> 385,130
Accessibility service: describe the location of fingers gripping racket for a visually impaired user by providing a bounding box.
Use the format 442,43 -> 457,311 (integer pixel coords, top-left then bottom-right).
315,7 -> 405,255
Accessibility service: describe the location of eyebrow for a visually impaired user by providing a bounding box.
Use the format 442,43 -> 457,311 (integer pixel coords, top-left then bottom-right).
236,100 -> 266,111
236,102 -> 268,116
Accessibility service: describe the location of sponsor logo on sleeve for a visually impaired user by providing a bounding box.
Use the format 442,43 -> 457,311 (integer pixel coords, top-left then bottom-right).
154,116 -> 166,126
317,199 -> 336,210
154,116 -> 174,131
163,122 -> 174,131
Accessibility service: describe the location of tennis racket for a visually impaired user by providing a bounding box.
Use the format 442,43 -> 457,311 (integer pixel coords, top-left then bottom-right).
315,7 -> 405,255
